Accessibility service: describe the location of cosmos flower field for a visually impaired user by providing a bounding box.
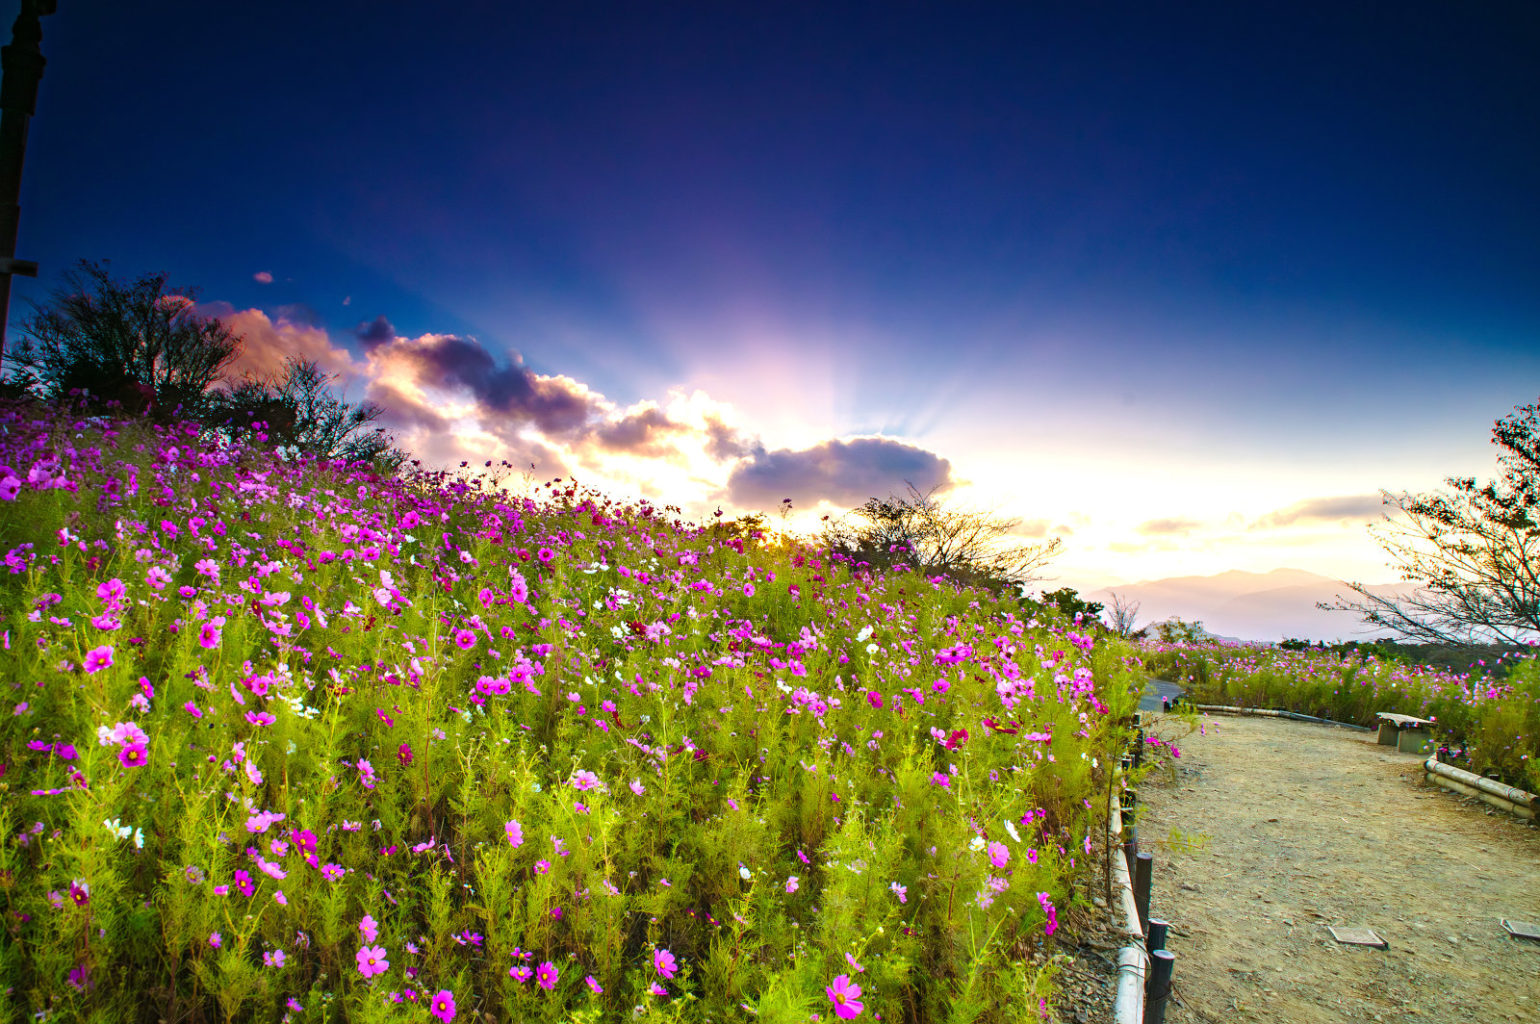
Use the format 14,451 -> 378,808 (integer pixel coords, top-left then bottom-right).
0,408 -> 1142,1023
1141,643 -> 1540,792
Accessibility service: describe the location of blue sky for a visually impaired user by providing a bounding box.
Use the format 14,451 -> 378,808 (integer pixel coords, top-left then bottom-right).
9,0 -> 1540,589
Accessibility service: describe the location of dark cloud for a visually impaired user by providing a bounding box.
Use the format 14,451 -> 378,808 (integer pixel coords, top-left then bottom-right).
1257,494 -> 1385,528
725,437 -> 952,509
1138,517 -> 1202,536
354,315 -> 396,349
704,415 -> 757,461
594,407 -> 679,454
389,334 -> 601,438
367,381 -> 449,433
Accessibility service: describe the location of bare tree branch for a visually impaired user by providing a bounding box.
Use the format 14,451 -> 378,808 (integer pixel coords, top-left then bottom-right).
823,484 -> 1061,592
1326,399 -> 1540,645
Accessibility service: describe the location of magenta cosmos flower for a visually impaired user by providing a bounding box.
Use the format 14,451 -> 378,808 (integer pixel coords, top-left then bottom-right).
827,974 -> 864,1019
653,948 -> 677,979
504,820 -> 524,847
429,989 -> 457,1021
118,744 -> 148,768
536,961 -> 558,990
83,645 -> 114,673
355,945 -> 388,978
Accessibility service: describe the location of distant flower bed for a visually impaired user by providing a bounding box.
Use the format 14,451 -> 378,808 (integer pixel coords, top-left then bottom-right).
0,408 -> 1140,1023
1141,643 -> 1540,791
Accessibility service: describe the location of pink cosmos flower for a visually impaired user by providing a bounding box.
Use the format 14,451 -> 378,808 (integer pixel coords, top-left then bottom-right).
572,769 -> 599,791
654,948 -> 677,979
1037,891 -> 1059,936
988,842 -> 1009,868
510,965 -> 532,982
208,932 -> 221,948
585,975 -> 602,993
536,961 -> 558,990
356,944 -> 389,978
629,779 -> 645,795
826,974 -> 864,1019
119,744 -> 148,768
537,547 -> 555,562
505,820 -> 524,847
534,859 -> 550,874
453,629 -> 477,650
785,876 -> 799,893
360,914 -> 378,942
649,982 -> 668,996
430,989 -> 457,1021
83,645 -> 114,673
198,623 -> 221,649
866,691 -> 883,710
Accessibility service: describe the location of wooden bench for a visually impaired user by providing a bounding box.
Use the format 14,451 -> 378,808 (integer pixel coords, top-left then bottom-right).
1376,712 -> 1435,754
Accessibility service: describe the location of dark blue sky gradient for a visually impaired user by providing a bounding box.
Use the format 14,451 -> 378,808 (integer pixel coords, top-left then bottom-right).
12,1 -> 1540,431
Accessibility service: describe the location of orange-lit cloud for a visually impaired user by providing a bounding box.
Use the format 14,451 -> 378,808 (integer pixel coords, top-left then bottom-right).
200,302 -> 359,384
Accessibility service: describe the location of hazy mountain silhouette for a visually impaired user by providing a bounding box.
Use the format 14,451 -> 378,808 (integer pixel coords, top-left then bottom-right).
1088,568 -> 1408,643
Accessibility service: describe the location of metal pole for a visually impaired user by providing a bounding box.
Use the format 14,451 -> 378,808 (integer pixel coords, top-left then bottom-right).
1143,949 -> 1175,1024
0,0 -> 55,367
1133,851 -> 1153,934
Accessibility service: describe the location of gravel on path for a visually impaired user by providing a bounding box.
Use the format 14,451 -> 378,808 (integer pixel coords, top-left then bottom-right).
1130,713 -> 1540,1024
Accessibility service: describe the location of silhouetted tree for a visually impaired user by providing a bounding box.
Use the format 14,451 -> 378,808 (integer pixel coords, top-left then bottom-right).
3,260 -> 239,418
1329,398 -> 1540,644
824,484 -> 1061,591
1106,591 -> 1142,637
1036,587 -> 1104,622
213,358 -> 403,467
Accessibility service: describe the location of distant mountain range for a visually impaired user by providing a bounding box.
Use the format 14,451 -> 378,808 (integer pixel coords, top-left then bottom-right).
1085,568 -> 1408,644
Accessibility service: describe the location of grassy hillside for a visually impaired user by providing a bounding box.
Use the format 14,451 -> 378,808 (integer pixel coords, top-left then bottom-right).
0,406 -> 1143,1023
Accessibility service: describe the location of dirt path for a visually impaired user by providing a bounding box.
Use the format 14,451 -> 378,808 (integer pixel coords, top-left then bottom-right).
1132,714 -> 1540,1024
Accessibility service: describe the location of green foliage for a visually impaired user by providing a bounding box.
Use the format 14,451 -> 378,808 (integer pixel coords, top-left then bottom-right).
1141,641 -> 1540,791
0,408 -> 1143,1023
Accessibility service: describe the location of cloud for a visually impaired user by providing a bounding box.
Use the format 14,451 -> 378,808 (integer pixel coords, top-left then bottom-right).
1010,519 -> 1055,539
1256,494 -> 1386,528
201,303 -> 358,384
275,303 -> 322,327
253,271 -> 273,284
593,405 -> 681,455
193,302 -> 970,528
1138,517 -> 1202,536
371,333 -> 603,439
354,315 -> 395,349
725,437 -> 953,510
704,415 -> 756,461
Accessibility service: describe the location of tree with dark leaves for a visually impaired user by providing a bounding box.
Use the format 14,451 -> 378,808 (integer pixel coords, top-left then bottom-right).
4,260 -> 239,418
213,358 -> 403,468
1329,398 -> 1540,644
